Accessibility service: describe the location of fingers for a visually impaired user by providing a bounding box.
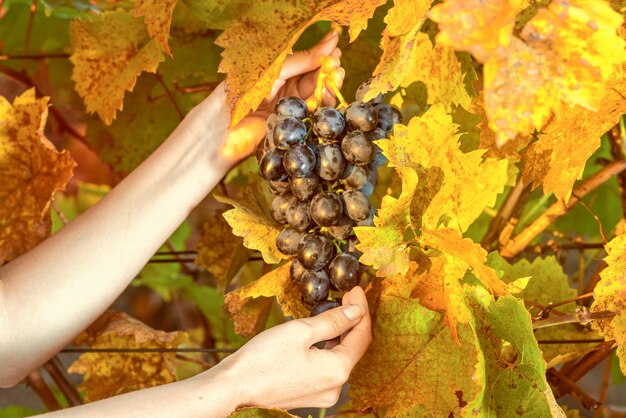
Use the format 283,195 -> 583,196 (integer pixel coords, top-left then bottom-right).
302,300 -> 365,345
330,286 -> 372,368
279,31 -> 339,81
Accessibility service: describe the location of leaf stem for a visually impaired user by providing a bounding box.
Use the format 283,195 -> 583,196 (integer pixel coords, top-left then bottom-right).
532,309 -> 614,329
42,356 -> 83,406
155,72 -> 184,121
0,53 -> 71,60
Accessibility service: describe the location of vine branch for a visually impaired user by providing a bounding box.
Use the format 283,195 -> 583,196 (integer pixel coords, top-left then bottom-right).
501,160 -> 626,259
61,347 -> 238,353
608,125 -> 626,219
555,340 -> 615,398
547,368 -> 600,410
25,370 -> 62,411
42,356 -> 82,406
0,53 -> 71,60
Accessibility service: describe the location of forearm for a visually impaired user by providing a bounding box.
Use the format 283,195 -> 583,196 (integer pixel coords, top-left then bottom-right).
0,85 -> 231,386
39,366 -> 240,418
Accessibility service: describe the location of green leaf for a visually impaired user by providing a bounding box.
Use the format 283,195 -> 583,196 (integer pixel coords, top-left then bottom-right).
0,405 -> 44,418
467,290 -> 565,417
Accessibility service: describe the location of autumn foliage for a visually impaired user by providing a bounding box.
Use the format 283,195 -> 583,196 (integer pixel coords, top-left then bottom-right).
1,0 -> 626,416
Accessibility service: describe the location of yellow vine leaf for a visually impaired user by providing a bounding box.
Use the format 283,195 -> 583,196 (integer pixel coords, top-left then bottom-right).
228,407 -> 298,418
521,67 -> 626,201
0,89 -> 76,264
70,9 -> 165,125
431,0 -> 626,144
68,310 -> 188,402
591,232 -> 626,373
216,0 -> 385,126
194,212 -> 250,292
429,0 -> 525,62
422,229 -> 509,296
349,273 -> 484,416
225,263 -> 309,336
377,104 -> 510,232
214,183 -> 287,265
354,167 -> 418,277
134,0 -> 179,56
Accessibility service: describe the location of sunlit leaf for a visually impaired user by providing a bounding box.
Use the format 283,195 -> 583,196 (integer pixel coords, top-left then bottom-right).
68,310 -> 188,402
70,9 -> 165,124
591,231 -> 626,373
0,89 -> 76,264
134,0 -> 178,55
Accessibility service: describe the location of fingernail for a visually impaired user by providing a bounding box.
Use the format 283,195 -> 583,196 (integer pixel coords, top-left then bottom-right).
343,304 -> 365,321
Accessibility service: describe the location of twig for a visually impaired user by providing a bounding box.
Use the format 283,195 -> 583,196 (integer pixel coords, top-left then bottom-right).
147,257 -> 196,264
547,368 -> 600,410
172,80 -> 219,94
501,160 -> 626,259
164,239 -> 194,275
593,355 -> 613,418
575,196 -> 608,244
608,125 -> 626,219
532,309 -> 614,330
60,347 -> 238,353
24,0 -> 37,55
555,341 -> 616,398
42,356 -> 82,406
528,241 -> 606,254
537,339 -> 605,344
0,53 -> 71,60
155,250 -> 198,256
155,72 -> 184,121
175,353 -> 211,369
535,292 -> 594,318
25,370 -> 62,411
481,178 -> 529,251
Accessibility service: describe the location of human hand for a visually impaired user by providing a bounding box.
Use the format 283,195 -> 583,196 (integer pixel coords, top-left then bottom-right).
212,286 -> 372,410
218,30 -> 345,166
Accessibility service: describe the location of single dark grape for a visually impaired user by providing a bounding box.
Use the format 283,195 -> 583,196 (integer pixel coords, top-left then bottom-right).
260,148 -> 287,181
276,96 -> 308,120
300,270 -> 330,310
357,208 -> 375,226
312,107 -> 345,141
290,258 -> 307,283
375,104 -> 402,134
355,78 -> 385,105
311,299 -> 341,316
371,141 -> 389,168
271,193 -> 295,224
310,192 -> 343,226
316,143 -> 346,181
268,180 -> 291,196
273,117 -> 307,149
361,181 -> 374,197
276,227 -> 305,256
341,131 -> 376,166
287,200 -> 314,232
327,215 -> 353,240
266,113 -> 279,133
328,253 -> 360,291
283,144 -> 316,178
343,189 -> 371,221
297,233 -> 335,271
365,127 -> 386,141
345,101 -> 378,132
290,173 -> 320,201
339,163 -> 369,189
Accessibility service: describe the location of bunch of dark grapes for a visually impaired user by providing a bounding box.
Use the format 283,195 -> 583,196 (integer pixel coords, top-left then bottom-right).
256,79 -> 402,318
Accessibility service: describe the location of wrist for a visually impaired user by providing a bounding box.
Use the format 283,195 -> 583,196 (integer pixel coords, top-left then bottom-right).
194,356 -> 252,414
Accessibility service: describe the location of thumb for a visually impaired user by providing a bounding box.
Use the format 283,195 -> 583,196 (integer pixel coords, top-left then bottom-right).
279,30 -> 339,81
303,303 -> 365,345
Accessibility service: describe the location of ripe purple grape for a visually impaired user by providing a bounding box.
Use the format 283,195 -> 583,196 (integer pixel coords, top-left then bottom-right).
297,233 -> 335,271
341,131 -> 376,166
310,192 -> 343,226
300,269 -> 330,310
345,101 -> 378,132
274,117 -> 307,150
343,189 -> 371,221
316,143 -> 345,181
312,107 -> 345,141
271,193 -> 295,224
311,299 -> 341,316
287,200 -> 314,232
283,144 -> 316,178
355,78 -> 384,105
276,96 -> 308,120
375,104 -> 402,134
340,163 -> 369,189
268,179 -> 291,196
328,253 -> 360,291
260,148 -> 287,181
327,215 -> 353,240
290,258 -> 307,283
276,227 -> 305,256
290,173 -> 320,201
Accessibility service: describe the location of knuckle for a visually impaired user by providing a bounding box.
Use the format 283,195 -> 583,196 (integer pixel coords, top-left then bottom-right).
326,312 -> 343,336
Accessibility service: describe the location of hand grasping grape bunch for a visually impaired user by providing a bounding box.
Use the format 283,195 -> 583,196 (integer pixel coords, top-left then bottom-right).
257,78 -> 402,318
